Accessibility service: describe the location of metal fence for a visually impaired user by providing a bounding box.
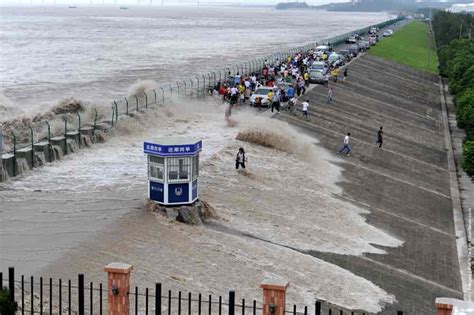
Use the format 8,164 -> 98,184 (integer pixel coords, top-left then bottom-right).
1,268 -> 407,315
2,17 -> 404,170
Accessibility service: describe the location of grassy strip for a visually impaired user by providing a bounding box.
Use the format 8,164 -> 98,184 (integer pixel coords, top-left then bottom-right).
369,21 -> 438,74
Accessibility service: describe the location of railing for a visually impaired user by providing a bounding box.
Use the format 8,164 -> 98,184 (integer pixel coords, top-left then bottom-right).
1,267 -> 408,315
1,17 -> 404,170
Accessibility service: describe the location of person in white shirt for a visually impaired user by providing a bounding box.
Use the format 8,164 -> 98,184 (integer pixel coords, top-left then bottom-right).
302,100 -> 309,120
337,133 -> 352,156
235,147 -> 246,169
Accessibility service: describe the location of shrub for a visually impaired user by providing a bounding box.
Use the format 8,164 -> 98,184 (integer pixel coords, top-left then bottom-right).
0,287 -> 18,315
455,88 -> 474,137
462,141 -> 474,177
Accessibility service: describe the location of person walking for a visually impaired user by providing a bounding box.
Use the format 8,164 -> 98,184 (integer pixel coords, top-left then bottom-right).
236,147 -> 246,169
343,68 -> 348,81
302,99 -> 309,120
326,87 -> 333,104
376,126 -> 384,148
271,89 -> 281,113
324,73 -> 329,87
337,133 -> 352,156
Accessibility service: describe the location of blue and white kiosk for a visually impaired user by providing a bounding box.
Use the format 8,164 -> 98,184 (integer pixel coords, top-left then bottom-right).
144,137 -> 202,205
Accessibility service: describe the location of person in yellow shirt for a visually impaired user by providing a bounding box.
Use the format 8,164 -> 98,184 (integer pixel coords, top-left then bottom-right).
267,91 -> 273,107
303,72 -> 309,87
322,52 -> 327,60
331,68 -> 339,83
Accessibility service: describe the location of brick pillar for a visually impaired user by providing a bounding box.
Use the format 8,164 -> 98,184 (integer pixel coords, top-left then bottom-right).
435,302 -> 453,315
104,263 -> 133,315
260,279 -> 289,315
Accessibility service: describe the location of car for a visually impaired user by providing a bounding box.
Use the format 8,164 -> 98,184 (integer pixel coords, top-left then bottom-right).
368,27 -> 378,34
310,61 -> 329,75
249,87 -> 273,107
338,50 -> 353,61
346,36 -> 357,44
349,44 -> 359,56
383,29 -> 393,37
369,35 -> 377,45
308,71 -> 325,84
328,53 -> 344,67
357,41 -> 369,52
315,45 -> 330,57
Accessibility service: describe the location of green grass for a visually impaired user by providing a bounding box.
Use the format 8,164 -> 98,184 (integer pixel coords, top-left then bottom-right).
369,21 -> 438,74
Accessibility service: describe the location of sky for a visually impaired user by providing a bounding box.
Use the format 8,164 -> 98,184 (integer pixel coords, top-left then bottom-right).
0,0 -> 352,6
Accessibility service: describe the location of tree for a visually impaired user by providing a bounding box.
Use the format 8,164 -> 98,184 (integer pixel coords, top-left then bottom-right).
0,287 -> 18,315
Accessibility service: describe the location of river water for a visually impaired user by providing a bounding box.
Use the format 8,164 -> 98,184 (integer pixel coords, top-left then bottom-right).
1,6 -> 390,116
0,7 -> 400,311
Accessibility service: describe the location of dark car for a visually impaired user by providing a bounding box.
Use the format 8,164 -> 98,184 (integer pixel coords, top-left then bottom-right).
308,70 -> 325,84
338,50 -> 353,62
349,44 -> 359,56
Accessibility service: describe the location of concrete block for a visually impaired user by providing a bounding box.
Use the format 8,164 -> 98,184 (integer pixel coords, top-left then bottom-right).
1,153 -> 14,180
16,147 -> 33,169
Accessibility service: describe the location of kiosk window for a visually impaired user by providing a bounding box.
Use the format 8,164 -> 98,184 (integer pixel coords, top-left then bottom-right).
192,154 -> 199,180
168,157 -> 190,182
148,155 -> 164,182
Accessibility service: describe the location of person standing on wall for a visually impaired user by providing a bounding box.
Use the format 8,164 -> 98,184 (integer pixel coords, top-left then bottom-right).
236,147 -> 246,169
337,133 -> 352,156
376,126 -> 384,148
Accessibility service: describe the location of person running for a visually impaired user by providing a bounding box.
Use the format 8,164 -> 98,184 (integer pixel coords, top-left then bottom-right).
302,99 -> 309,120
229,85 -> 239,105
326,87 -> 333,104
337,133 -> 352,156
343,68 -> 348,81
376,126 -> 384,148
236,147 -> 246,169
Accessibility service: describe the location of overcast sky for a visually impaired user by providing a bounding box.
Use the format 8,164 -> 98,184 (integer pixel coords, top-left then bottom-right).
0,0 -> 352,6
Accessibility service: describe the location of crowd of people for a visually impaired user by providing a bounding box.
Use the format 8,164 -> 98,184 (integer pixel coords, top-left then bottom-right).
213,46 -> 348,118
215,47 -> 384,163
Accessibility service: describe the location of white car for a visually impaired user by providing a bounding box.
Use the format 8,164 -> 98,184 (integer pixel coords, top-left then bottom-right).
249,87 -> 273,107
383,30 -> 393,37
347,36 -> 357,44
315,45 -> 330,57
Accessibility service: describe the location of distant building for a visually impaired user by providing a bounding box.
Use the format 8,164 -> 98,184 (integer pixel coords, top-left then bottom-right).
275,1 -> 309,10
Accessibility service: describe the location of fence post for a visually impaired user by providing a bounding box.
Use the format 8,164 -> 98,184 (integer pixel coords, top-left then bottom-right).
104,262 -> 133,315
260,279 -> 289,315
228,291 -> 235,315
78,274 -> 84,315
29,126 -> 34,168
124,97 -> 129,115
435,298 -> 454,315
12,133 -> 16,176
8,267 -> 14,303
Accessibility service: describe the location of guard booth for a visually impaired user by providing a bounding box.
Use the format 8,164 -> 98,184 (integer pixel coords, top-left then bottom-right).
144,137 -> 202,206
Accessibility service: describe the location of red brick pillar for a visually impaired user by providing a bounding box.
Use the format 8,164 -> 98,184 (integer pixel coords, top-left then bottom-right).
435,302 -> 453,315
104,263 -> 133,315
260,279 -> 289,315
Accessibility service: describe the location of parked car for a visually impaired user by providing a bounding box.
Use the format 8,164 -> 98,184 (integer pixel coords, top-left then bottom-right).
314,45 -> 330,57
369,35 -> 377,46
328,53 -> 344,67
338,50 -> 353,62
310,61 -> 329,75
357,41 -> 369,52
349,44 -> 359,56
346,36 -> 357,44
383,29 -> 393,37
249,87 -> 273,107
369,27 -> 378,34
308,71 -> 325,84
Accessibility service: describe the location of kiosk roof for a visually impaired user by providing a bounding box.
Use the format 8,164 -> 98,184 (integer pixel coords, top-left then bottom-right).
146,136 -> 201,146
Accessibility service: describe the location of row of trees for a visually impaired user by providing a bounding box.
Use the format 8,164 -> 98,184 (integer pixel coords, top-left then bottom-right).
433,11 -> 474,177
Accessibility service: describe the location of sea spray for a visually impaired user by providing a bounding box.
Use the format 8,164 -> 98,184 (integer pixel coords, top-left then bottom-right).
128,80 -> 159,98
35,151 -> 46,167
15,158 -> 30,175
52,145 -> 64,161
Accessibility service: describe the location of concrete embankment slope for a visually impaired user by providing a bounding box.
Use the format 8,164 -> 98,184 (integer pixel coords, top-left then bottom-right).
277,54 -> 463,314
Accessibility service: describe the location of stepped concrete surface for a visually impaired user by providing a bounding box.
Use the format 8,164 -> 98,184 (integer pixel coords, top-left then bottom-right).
277,54 -> 465,314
